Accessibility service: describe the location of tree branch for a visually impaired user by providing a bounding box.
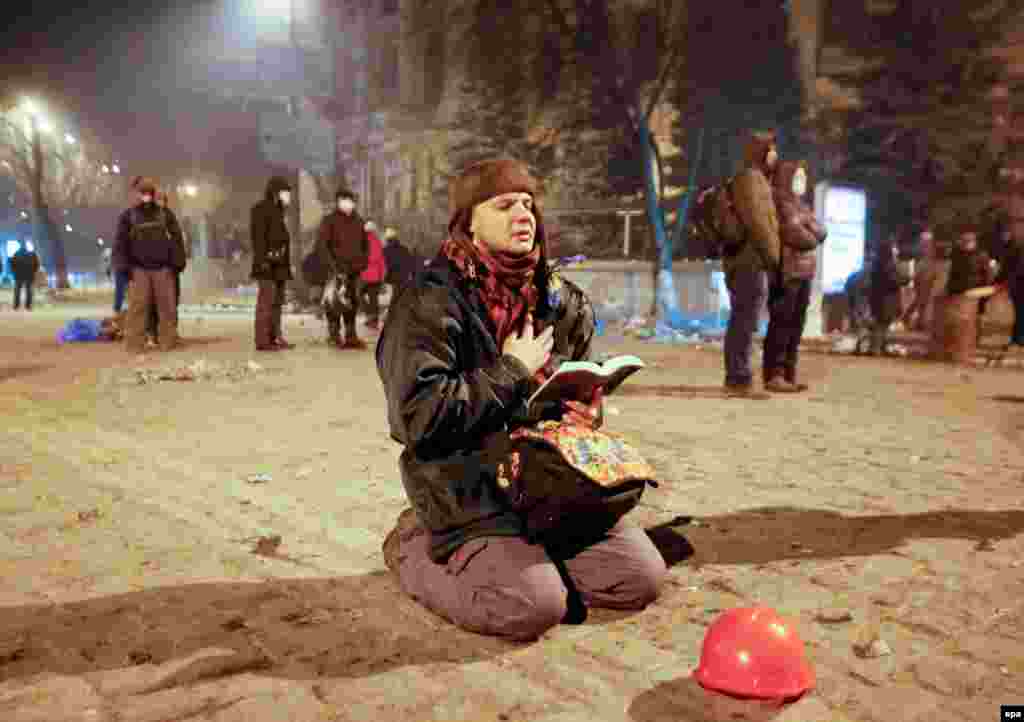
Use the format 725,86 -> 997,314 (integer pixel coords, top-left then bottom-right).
644,36 -> 683,121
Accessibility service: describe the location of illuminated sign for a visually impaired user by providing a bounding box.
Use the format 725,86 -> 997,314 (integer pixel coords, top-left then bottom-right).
5,240 -> 19,257
820,186 -> 866,294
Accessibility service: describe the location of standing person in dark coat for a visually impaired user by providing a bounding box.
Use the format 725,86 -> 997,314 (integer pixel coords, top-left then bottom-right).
250,176 -> 296,352
723,130 -> 782,396
382,226 -> 416,300
10,241 -> 40,310
113,177 -> 186,352
377,158 -> 665,641
868,235 -> 912,355
763,161 -> 827,392
315,188 -> 369,349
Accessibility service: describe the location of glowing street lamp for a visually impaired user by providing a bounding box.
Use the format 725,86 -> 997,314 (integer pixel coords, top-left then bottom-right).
65,224 -> 73,232
112,164 -> 120,174
97,238 -> 104,246
182,183 -> 199,198
102,164 -> 110,174
64,133 -> 76,144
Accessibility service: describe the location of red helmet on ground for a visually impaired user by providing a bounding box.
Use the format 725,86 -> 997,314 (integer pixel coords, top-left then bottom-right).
693,606 -> 815,700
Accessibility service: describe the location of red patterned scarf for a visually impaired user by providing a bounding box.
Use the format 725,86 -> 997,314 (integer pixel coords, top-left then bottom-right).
441,233 -> 541,350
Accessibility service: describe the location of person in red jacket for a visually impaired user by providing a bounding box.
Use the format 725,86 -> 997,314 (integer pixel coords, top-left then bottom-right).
763,160 -> 827,392
360,220 -> 388,330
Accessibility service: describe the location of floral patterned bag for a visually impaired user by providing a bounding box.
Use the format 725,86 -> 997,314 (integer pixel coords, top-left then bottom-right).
485,420 -> 658,547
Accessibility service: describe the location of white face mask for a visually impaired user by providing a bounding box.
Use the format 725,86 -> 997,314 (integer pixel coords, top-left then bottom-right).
338,199 -> 355,213
278,190 -> 291,206
791,171 -> 807,197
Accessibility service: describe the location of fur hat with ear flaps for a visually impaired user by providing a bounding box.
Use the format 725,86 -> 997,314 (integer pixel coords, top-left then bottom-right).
445,157 -> 554,311
447,158 -> 541,237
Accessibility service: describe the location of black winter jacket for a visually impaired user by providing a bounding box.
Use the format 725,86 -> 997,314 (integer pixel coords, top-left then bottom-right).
375,255 -> 596,562
250,176 -> 293,282
113,203 -> 186,272
10,249 -> 40,282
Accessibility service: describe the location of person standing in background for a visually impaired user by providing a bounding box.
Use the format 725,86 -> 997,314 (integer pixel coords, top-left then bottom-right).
361,220 -> 387,331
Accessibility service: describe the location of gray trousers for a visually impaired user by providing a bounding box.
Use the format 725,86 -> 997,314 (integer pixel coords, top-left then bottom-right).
724,265 -> 767,386
396,520 -> 666,641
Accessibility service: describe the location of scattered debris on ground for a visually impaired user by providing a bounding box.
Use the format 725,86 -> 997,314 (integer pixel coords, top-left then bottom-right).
131,359 -> 265,385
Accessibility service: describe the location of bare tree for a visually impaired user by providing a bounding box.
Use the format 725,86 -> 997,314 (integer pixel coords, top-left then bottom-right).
423,0 -> 693,320
0,99 -> 120,288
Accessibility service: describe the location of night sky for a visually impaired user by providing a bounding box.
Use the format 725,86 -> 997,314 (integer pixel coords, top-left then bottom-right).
1,1 -> 274,195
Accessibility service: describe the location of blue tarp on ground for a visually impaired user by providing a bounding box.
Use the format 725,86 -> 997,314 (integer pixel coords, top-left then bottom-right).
57,319 -> 105,344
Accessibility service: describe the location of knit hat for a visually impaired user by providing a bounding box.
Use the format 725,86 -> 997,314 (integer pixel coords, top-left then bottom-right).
448,158 -> 539,233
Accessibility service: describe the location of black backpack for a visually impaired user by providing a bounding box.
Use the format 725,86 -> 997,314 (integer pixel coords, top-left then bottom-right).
687,178 -> 746,259
130,208 -> 171,245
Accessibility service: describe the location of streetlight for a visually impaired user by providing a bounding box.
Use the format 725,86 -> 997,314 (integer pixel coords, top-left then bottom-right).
182,183 -> 198,198
97,238 -> 104,246
64,133 -> 76,144
102,164 -> 110,174
65,224 -> 73,232
112,164 -> 120,174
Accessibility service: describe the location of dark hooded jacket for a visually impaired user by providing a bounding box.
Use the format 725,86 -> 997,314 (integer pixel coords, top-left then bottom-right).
375,224 -> 597,563
383,238 -> 417,287
725,133 -> 782,275
773,161 -> 827,281
10,247 -> 40,282
869,239 -> 912,324
250,176 -> 293,282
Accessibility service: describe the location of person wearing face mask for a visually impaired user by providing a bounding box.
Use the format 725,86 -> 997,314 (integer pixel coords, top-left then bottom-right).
763,161 -> 826,392
377,158 -> 665,641
113,177 -> 186,352
315,189 -> 369,348
250,176 -> 296,352
721,130 -> 782,397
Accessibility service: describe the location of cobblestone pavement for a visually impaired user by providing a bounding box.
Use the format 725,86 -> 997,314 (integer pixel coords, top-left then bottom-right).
0,306 -> 1022,721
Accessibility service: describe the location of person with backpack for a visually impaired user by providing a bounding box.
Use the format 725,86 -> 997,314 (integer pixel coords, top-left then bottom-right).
721,130 -> 782,396
10,240 -> 40,310
250,176 -> 296,352
112,177 -> 186,352
763,160 -> 827,392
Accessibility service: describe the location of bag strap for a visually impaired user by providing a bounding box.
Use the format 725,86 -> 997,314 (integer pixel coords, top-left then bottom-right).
543,546 -> 588,624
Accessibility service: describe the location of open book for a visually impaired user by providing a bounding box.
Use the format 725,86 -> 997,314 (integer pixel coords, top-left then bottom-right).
527,355 -> 645,413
